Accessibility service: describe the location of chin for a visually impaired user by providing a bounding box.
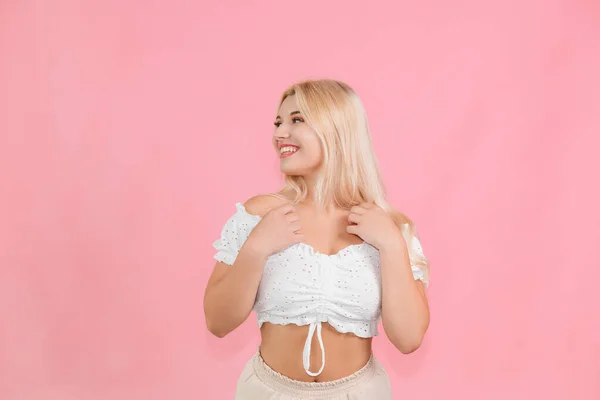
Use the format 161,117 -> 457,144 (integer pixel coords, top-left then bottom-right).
279,159 -> 321,177
280,167 -> 302,176
278,160 -> 298,175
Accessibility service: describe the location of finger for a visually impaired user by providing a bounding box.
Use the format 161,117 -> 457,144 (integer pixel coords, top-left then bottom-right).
346,225 -> 359,235
360,202 -> 375,209
286,213 -> 300,223
350,206 -> 366,215
290,222 -> 302,232
348,213 -> 361,224
293,233 -> 305,243
277,203 -> 295,215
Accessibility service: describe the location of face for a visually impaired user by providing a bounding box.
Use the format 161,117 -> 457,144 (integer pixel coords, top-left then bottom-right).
273,95 -> 323,177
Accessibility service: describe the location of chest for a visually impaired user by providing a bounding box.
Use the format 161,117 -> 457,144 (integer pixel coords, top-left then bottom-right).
257,243 -> 382,306
293,208 -> 363,257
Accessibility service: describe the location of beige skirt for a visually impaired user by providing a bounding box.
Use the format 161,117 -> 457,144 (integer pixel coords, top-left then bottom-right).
234,351 -> 392,400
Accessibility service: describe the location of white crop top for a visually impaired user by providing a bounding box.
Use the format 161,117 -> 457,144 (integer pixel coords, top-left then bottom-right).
212,203 -> 429,376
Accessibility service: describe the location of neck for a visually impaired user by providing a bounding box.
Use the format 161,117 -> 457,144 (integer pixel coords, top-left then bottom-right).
302,181 -> 338,212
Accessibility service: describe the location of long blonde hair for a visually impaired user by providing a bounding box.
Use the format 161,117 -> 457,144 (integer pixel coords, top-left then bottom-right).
276,79 -> 428,269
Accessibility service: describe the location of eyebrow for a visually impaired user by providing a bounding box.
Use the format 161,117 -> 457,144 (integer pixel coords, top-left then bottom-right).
275,111 -> 301,119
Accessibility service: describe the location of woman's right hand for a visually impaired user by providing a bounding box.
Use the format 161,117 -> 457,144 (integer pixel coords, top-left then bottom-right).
245,203 -> 305,257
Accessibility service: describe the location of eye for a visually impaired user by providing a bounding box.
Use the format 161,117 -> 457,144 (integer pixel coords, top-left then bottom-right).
273,117 -> 303,127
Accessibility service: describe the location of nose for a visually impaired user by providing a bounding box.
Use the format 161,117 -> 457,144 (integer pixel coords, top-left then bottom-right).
274,125 -> 291,140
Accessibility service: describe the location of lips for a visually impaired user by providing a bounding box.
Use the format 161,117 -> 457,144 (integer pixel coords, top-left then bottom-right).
279,144 -> 300,158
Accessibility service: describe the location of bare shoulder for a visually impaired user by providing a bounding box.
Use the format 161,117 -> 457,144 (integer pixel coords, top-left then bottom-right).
243,193 -> 291,218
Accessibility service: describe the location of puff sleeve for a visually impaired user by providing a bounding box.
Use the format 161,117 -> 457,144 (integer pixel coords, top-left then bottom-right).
402,224 -> 430,290
212,203 -> 260,265
409,235 -> 430,289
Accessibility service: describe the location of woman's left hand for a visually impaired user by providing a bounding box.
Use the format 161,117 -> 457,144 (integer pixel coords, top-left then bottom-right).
346,203 -> 405,250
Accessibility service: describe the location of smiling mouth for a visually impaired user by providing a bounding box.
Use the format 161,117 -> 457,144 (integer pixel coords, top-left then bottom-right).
279,145 -> 299,158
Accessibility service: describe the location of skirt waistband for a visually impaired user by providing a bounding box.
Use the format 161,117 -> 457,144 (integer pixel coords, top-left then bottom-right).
252,350 -> 377,397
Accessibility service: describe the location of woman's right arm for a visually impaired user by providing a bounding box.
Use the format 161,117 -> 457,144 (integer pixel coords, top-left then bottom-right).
203,236 -> 269,338
203,195 -> 302,338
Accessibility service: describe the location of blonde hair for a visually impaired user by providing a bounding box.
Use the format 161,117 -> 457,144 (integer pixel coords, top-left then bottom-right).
276,79 -> 428,270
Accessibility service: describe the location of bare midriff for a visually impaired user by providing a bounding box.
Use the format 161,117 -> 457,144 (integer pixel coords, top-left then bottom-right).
258,321 -> 373,382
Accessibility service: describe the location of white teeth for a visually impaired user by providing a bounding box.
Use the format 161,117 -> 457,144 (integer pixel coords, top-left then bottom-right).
280,146 -> 298,154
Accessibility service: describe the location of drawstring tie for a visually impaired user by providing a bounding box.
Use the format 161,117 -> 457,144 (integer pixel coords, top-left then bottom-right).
302,321 -> 326,376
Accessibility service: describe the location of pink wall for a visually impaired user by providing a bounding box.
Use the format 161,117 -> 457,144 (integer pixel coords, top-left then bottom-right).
1,1 -> 599,399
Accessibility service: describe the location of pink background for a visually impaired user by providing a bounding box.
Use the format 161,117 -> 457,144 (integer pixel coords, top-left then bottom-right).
1,1 -> 599,399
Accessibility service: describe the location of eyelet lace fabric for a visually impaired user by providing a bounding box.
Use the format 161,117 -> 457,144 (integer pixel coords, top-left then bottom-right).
212,203 -> 430,376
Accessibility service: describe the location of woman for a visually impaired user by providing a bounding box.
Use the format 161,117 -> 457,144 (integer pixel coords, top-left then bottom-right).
203,79 -> 430,399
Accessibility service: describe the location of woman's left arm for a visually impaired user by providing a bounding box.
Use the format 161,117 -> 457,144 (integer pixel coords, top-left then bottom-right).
378,237 -> 430,354
347,203 -> 430,354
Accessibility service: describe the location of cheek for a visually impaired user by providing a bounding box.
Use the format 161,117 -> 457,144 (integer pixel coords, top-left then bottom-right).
299,132 -> 322,160
306,140 -> 323,163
